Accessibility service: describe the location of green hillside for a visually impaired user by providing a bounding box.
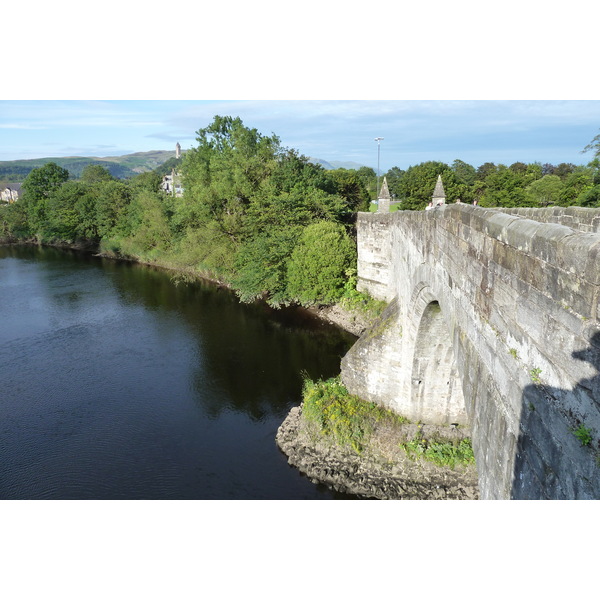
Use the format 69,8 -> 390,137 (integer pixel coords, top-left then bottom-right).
0,150 -> 176,182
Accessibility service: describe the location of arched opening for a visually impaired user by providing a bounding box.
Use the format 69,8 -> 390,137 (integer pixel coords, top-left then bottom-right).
411,300 -> 468,426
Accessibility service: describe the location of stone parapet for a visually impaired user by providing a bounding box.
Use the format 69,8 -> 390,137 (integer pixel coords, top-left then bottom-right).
343,205 -> 600,499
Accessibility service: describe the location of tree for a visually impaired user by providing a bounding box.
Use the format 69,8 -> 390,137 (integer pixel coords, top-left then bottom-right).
554,163 -> 577,179
21,162 -> 70,235
542,163 -> 556,176
476,162 -> 498,180
327,168 -> 371,215
509,162 -> 528,174
286,221 -> 356,306
80,164 -> 114,184
0,202 -> 28,240
560,167 -> 595,205
396,161 -> 457,210
525,175 -> 564,206
479,165 -> 528,207
94,180 -> 132,239
384,166 -> 405,201
451,159 -> 476,186
233,226 -> 302,305
45,181 -> 86,240
582,130 -> 600,158
355,166 -> 377,199
180,115 -> 280,238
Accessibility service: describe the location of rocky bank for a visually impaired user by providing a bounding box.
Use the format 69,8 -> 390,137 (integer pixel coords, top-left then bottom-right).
276,406 -> 480,500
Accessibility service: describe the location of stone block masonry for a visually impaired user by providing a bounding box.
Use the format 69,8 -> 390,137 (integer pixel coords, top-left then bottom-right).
342,204 -> 600,499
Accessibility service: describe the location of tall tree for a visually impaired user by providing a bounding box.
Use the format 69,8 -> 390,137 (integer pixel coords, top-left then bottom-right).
179,115 -> 280,239
525,174 -> 564,206
451,159 -> 476,186
582,130 -> 600,158
21,162 -> 70,236
384,166 -> 405,201
396,161 -> 457,210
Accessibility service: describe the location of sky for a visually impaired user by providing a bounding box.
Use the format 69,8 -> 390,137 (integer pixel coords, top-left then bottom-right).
1,99 -> 599,172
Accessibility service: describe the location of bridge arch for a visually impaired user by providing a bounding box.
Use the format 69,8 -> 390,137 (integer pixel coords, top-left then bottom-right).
410,291 -> 468,427
342,205 -> 600,499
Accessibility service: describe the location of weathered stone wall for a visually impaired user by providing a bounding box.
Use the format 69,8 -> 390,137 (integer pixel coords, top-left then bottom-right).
356,212 -> 395,302
497,206 -> 600,233
342,204 -> 600,499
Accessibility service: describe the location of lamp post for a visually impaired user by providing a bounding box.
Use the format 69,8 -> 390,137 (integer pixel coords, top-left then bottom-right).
374,137 -> 384,200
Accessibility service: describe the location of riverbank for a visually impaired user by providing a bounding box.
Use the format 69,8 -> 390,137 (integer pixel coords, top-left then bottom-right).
276,405 -> 479,500
1,239 -> 372,337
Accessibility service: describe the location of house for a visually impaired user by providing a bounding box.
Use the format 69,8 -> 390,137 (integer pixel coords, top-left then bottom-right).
161,169 -> 183,197
0,183 -> 22,203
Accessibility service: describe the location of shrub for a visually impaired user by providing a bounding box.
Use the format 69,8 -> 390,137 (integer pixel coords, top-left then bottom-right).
400,437 -> 475,469
302,376 -> 406,453
286,221 -> 356,306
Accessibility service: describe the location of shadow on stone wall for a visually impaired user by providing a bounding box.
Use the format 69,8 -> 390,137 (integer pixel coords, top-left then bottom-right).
512,331 -> 600,499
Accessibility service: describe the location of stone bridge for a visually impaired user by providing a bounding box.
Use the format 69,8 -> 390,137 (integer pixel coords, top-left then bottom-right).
341,205 -> 600,499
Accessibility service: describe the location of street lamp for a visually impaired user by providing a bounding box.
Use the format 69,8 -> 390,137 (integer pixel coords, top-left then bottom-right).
374,137 -> 384,200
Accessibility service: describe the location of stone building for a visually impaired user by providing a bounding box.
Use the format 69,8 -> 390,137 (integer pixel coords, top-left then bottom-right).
162,169 -> 183,197
175,142 -> 181,159
0,183 -> 22,203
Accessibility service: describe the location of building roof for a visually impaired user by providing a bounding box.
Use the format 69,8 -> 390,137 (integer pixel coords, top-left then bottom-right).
1,182 -> 22,192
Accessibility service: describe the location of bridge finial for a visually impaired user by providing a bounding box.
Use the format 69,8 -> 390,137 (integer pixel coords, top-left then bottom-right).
432,174 -> 446,206
377,176 -> 392,213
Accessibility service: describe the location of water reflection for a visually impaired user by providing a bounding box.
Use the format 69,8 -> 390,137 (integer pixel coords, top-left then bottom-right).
0,245 -> 357,499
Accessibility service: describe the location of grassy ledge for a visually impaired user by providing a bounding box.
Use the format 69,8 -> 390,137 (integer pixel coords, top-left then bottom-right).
301,376 -> 475,469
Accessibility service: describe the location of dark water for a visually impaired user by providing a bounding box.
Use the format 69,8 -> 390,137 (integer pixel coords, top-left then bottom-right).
0,245 -> 358,499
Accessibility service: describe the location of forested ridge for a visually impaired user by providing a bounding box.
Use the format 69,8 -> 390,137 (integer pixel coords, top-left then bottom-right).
2,116 -> 600,309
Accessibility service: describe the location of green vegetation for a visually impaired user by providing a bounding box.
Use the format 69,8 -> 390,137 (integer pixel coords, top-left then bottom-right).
3,119 -> 600,312
339,268 -> 388,319
529,367 -> 543,385
301,377 -> 407,453
383,137 -> 600,209
1,116 -> 379,311
400,436 -> 475,468
0,150 -> 175,182
572,424 -> 593,446
301,377 -> 475,468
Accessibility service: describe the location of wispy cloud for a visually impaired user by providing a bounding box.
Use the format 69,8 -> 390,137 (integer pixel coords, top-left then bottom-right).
0,123 -> 47,130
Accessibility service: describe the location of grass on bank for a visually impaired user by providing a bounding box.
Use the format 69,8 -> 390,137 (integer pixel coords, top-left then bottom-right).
399,436 -> 475,469
301,377 -> 475,468
302,377 -> 407,454
339,268 -> 388,320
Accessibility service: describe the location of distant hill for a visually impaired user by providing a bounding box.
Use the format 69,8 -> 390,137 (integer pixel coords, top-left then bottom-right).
0,150 -> 371,183
307,157 -> 372,171
0,150 -> 176,181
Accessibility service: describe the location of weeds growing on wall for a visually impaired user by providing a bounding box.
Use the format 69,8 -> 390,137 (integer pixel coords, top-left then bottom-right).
339,268 -> 388,319
572,424 -> 593,446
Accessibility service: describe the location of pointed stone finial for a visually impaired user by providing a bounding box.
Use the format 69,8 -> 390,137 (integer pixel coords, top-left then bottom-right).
378,177 -> 391,200
432,174 -> 445,206
377,177 -> 391,213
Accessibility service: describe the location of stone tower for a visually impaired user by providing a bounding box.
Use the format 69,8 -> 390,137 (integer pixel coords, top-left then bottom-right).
432,175 -> 446,206
377,176 -> 392,213
175,142 -> 181,159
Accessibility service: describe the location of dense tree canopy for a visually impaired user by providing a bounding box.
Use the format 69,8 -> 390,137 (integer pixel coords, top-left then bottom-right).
3,116 -> 600,309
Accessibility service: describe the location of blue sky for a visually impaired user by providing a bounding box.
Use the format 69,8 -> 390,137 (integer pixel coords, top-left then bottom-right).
1,100 -> 599,172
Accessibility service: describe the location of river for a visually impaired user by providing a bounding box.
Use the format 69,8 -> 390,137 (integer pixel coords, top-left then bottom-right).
0,245 -> 359,499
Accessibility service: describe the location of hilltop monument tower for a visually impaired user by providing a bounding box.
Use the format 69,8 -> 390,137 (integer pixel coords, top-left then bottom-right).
175,142 -> 181,159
